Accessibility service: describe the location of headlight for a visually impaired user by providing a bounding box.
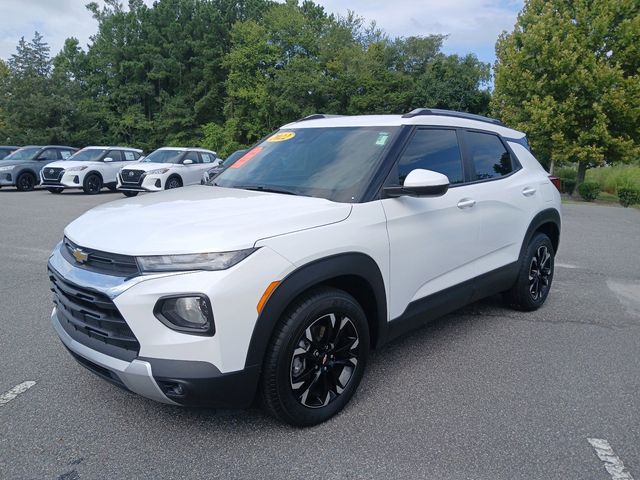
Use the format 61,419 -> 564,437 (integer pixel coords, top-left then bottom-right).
67,166 -> 88,172
0,165 -> 15,171
147,168 -> 170,175
154,295 -> 214,335
136,248 -> 257,272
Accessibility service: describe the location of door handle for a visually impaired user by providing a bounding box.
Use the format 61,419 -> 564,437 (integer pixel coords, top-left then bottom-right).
457,198 -> 476,209
522,186 -> 537,197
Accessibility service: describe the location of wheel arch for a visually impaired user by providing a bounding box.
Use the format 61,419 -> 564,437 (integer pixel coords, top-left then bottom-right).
17,168 -> 39,182
520,208 -> 561,259
85,170 -> 104,182
166,173 -> 183,186
244,252 -> 388,370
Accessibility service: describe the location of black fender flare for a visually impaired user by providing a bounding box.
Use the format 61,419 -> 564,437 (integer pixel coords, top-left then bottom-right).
243,252 -> 387,369
519,208 -> 561,260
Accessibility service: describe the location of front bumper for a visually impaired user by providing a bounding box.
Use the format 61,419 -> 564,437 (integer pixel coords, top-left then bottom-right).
40,171 -> 84,188
117,173 -> 164,192
0,172 -> 14,186
52,307 -> 260,407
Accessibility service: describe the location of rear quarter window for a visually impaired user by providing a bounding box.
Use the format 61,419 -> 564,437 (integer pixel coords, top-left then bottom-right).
465,131 -> 513,180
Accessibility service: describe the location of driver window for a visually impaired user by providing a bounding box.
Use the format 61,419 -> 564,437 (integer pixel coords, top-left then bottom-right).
183,151 -> 200,164
397,129 -> 464,185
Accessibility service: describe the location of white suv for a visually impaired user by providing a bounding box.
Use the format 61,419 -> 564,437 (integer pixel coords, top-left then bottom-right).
40,146 -> 143,194
117,147 -> 219,196
48,110 -> 561,426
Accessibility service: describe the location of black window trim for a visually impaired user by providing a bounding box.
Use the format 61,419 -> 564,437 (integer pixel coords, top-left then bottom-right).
458,127 -> 522,186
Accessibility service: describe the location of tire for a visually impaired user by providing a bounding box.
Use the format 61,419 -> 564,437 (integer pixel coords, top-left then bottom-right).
165,176 -> 182,189
107,185 -> 117,192
260,287 -> 369,427
46,187 -> 64,194
16,172 -> 36,191
123,191 -> 139,197
83,173 -> 102,194
504,232 -> 555,311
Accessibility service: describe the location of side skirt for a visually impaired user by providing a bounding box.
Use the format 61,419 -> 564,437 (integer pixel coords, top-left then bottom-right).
385,262 -> 518,343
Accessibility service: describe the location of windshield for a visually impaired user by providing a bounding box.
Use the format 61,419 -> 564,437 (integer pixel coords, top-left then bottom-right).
222,149 -> 248,167
142,149 -> 184,164
214,127 -> 399,202
68,149 -> 107,162
2,147 -> 41,161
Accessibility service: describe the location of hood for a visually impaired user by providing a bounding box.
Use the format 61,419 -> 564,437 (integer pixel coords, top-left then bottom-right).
121,162 -> 181,172
65,185 -> 352,255
46,160 -> 103,169
0,158 -> 36,166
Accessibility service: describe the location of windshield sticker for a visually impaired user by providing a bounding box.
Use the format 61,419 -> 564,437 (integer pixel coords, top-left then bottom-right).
230,147 -> 264,169
376,132 -> 390,146
267,131 -> 296,142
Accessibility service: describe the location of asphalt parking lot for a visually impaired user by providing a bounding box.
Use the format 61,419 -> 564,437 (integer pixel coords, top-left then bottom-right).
0,188 -> 638,480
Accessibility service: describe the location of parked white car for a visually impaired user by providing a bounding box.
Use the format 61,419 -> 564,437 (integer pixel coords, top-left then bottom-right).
41,146 -> 143,194
48,109 -> 561,426
117,147 -> 219,197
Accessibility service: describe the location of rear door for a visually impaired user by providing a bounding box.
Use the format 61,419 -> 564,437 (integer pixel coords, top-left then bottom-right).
381,127 -> 483,319
458,129 -> 539,276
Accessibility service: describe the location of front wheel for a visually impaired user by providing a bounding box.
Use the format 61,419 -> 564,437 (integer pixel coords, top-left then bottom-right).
46,187 -> 63,194
165,176 -> 182,189
504,232 -> 555,311
16,172 -> 36,191
260,287 -> 369,427
122,191 -> 139,197
82,173 -> 102,194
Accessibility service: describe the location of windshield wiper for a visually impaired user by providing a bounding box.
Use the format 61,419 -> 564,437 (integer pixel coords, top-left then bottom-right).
234,185 -> 298,196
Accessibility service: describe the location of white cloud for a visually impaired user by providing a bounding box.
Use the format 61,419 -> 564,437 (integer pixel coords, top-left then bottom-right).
0,0 -> 523,64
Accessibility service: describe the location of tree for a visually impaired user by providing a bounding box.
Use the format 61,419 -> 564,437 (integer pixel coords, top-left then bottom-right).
492,0 -> 640,182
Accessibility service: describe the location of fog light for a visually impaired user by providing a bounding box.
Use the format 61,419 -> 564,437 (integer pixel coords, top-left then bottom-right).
73,176 -> 79,184
155,179 -> 161,188
154,295 -> 214,335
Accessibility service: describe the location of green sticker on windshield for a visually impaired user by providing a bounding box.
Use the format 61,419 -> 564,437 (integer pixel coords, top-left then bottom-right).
376,132 -> 390,146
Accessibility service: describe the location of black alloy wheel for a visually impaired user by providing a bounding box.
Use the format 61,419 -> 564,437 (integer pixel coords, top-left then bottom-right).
83,173 -> 102,194
260,287 -> 369,426
290,313 -> 360,408
16,172 -> 36,191
504,232 -> 555,311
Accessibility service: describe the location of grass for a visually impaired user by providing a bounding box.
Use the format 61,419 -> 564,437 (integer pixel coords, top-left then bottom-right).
555,163 -> 640,207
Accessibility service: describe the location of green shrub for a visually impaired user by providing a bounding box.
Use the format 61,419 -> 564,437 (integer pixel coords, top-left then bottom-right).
617,185 -> 640,208
561,178 -> 576,195
577,182 -> 601,202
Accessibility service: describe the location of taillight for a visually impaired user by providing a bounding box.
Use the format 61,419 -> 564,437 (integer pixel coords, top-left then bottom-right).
549,175 -> 561,191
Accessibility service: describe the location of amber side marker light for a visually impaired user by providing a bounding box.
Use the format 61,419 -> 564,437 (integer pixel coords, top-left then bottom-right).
257,281 -> 281,314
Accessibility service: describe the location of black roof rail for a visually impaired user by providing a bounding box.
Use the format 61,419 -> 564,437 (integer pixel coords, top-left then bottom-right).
296,114 -> 344,122
402,108 -> 505,127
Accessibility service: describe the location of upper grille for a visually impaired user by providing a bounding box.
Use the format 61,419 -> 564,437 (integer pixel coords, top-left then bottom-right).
43,167 -> 64,181
49,267 -> 140,361
120,169 -> 145,185
62,237 -> 140,277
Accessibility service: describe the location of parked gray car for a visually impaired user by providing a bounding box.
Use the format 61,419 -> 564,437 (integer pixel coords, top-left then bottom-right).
0,146 -> 19,160
0,145 -> 77,191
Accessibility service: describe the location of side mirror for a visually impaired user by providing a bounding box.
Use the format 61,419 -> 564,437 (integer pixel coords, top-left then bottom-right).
384,169 -> 449,198
183,159 -> 194,165
103,157 -> 113,162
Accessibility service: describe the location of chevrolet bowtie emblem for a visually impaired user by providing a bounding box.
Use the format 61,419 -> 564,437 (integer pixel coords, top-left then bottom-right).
72,248 -> 89,264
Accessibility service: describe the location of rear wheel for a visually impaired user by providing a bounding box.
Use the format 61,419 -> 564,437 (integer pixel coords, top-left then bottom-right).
123,191 -> 139,197
16,172 -> 36,191
46,187 -> 63,194
83,173 -> 102,194
260,287 -> 369,427
165,176 -> 182,189
504,232 -> 555,311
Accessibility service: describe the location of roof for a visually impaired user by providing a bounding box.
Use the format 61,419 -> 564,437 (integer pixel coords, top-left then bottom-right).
81,146 -> 143,152
282,112 -> 526,139
155,147 -> 217,154
19,145 -> 78,149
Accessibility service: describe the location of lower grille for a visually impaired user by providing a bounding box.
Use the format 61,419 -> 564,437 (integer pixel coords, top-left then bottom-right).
120,169 -> 145,185
49,267 -> 140,362
43,167 -> 64,181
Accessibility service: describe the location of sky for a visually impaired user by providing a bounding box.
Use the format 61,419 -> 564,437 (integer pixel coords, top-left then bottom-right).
0,0 -> 524,66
